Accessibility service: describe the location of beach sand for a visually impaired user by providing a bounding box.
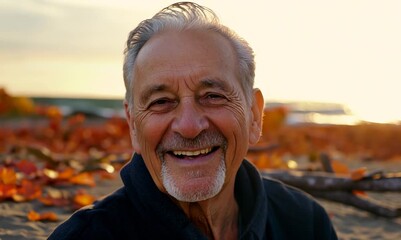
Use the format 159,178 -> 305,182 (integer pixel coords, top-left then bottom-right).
0,176 -> 123,240
1,160 -> 400,240
320,197 -> 401,240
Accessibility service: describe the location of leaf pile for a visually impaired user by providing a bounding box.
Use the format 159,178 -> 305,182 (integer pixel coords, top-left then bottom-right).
1,92 -> 132,221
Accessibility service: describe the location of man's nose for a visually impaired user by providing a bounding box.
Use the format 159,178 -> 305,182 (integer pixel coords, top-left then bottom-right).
171,98 -> 209,139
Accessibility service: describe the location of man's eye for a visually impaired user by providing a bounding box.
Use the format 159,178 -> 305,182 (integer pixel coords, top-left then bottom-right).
148,98 -> 177,112
207,94 -> 224,99
152,99 -> 169,105
200,93 -> 228,105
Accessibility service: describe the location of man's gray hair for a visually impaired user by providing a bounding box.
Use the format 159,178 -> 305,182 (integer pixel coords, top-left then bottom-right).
123,2 -> 255,108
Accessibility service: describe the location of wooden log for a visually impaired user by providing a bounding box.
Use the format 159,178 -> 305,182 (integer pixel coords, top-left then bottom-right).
308,190 -> 401,218
262,170 -> 401,218
261,170 -> 401,192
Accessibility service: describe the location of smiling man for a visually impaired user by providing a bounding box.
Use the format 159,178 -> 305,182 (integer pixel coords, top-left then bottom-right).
49,2 -> 337,239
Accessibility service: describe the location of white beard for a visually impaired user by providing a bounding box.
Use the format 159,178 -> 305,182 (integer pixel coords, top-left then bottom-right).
161,156 -> 226,202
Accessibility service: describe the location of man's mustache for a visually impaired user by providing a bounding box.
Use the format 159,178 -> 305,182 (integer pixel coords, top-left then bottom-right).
157,130 -> 227,153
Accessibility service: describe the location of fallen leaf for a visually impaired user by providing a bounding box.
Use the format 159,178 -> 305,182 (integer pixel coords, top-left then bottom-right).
13,180 -> 42,202
351,167 -> 367,181
27,210 -> 58,222
0,167 -> 17,185
57,167 -> 75,181
0,183 -> 17,200
73,189 -> 96,209
27,210 -> 41,221
69,172 -> 96,187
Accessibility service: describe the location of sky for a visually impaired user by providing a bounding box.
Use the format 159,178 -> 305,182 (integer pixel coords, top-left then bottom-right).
1,0 -> 400,123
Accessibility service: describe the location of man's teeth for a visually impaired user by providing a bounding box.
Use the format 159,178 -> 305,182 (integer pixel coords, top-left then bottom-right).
173,148 -> 212,157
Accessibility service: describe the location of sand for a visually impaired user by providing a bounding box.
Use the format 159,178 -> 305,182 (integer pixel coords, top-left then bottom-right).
320,195 -> 401,240
1,160 -> 400,240
0,176 -> 123,240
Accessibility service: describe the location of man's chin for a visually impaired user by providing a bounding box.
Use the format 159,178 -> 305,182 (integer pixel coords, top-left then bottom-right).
161,164 -> 226,202
165,178 -> 223,202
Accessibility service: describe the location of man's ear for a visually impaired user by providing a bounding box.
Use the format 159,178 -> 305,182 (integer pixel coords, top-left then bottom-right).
124,100 -> 141,154
249,89 -> 264,145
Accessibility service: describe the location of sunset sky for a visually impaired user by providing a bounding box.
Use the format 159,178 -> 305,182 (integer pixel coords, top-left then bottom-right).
1,0 -> 400,123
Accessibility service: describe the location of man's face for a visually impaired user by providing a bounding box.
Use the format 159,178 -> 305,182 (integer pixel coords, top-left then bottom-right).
125,29 -> 262,202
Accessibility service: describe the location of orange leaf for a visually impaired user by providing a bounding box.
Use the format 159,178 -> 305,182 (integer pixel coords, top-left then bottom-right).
73,190 -> 96,208
40,212 -> 59,221
13,180 -> 42,202
330,160 -> 350,175
27,210 -> 58,222
27,210 -> 41,221
0,167 -> 17,185
0,183 -> 17,200
350,167 -> 367,181
69,172 -> 96,187
57,167 -> 76,181
98,170 -> 116,180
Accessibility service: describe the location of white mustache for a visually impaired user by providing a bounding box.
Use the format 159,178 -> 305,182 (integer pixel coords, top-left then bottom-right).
157,130 -> 227,153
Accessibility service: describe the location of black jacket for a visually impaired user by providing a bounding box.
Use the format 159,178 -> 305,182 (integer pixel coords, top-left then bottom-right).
49,154 -> 337,239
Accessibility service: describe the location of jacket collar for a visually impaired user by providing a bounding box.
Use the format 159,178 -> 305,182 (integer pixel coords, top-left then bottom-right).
235,160 -> 268,239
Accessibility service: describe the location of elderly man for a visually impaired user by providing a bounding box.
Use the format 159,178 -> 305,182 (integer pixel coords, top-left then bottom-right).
49,2 -> 337,239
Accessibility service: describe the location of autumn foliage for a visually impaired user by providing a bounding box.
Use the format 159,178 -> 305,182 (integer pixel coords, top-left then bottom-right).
0,88 -> 36,116
1,88 -> 401,221
248,106 -> 401,170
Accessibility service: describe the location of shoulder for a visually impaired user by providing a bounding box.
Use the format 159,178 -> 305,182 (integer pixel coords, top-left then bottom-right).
48,188 -> 135,240
262,177 -> 338,239
262,176 -> 327,216
262,177 -> 317,209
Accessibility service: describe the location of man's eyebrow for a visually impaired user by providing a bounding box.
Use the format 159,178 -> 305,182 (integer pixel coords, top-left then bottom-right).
199,78 -> 229,91
140,84 -> 168,104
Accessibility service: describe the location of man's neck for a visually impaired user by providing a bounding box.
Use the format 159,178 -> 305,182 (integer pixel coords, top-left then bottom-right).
175,181 -> 239,239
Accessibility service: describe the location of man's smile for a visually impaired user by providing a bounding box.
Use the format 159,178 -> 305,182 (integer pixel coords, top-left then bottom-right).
157,130 -> 227,162
167,147 -> 220,159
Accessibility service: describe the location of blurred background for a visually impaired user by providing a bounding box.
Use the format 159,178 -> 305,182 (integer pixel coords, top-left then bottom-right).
1,0 -> 401,124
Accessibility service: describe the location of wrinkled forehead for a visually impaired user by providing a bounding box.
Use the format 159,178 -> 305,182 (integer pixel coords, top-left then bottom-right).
132,29 -> 241,95
135,29 -> 237,71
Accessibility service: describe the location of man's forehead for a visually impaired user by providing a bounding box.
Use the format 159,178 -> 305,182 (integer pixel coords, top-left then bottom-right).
134,29 -> 235,67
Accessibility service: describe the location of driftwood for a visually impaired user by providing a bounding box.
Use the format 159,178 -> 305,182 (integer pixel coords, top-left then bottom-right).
261,167 -> 401,218
309,191 -> 401,218
251,148 -> 401,218
262,170 -> 401,192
